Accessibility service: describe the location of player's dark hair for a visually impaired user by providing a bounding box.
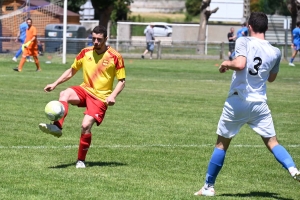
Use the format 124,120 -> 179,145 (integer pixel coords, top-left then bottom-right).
26,18 -> 32,22
248,12 -> 268,34
92,25 -> 107,38
297,21 -> 300,27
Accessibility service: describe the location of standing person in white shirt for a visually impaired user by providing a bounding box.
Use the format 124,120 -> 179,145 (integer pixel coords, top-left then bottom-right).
141,23 -> 155,59
194,12 -> 300,197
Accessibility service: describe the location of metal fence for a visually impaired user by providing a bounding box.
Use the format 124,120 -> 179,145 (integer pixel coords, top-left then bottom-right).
108,39 -> 292,61
0,37 -> 294,61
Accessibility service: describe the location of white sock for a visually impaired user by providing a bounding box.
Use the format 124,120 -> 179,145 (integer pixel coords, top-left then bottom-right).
204,183 -> 214,189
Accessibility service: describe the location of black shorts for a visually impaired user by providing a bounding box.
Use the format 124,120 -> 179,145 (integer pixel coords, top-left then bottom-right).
229,42 -> 235,53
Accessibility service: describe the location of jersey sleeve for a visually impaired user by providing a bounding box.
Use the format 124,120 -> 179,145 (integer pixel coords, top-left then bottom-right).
234,37 -> 247,58
32,26 -> 37,36
270,48 -> 281,74
71,50 -> 84,70
116,68 -> 126,80
114,53 -> 125,79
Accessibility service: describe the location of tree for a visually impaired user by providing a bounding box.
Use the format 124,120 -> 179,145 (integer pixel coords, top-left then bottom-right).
91,0 -> 133,28
196,0 -> 218,54
44,0 -> 86,13
46,0 -> 133,28
250,0 -> 289,15
111,0 -> 131,22
286,0 -> 300,31
185,0 -> 218,54
185,0 -> 202,21
67,0 -> 86,13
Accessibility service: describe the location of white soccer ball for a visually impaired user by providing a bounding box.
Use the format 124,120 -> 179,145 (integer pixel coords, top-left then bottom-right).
44,100 -> 65,121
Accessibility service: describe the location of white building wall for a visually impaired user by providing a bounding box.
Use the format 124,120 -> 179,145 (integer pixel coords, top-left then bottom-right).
130,0 -> 185,13
130,0 -> 246,23
209,0 -> 245,23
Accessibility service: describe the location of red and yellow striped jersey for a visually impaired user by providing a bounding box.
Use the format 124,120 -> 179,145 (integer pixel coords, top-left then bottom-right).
71,46 -> 126,102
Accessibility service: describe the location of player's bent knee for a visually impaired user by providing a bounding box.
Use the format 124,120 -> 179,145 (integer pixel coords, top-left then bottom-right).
59,90 -> 67,99
59,88 -> 76,100
81,123 -> 92,133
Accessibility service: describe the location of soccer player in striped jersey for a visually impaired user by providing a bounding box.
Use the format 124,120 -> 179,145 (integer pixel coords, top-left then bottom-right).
39,25 -> 126,168
194,12 -> 300,197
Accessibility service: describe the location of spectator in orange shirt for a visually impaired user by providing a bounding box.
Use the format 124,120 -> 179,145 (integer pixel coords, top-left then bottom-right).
13,18 -> 41,72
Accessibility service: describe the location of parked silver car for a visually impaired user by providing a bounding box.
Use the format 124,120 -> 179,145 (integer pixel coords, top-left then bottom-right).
144,22 -> 173,37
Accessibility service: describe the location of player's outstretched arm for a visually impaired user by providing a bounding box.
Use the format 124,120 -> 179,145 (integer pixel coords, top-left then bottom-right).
44,68 -> 78,92
219,56 -> 246,73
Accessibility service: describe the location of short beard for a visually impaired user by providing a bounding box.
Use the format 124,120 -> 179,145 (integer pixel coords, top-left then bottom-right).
94,42 -> 104,50
94,45 -> 101,50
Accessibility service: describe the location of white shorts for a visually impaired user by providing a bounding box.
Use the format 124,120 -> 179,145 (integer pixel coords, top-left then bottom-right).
216,95 -> 276,138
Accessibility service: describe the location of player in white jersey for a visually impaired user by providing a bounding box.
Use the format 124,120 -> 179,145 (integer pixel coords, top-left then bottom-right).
194,12 -> 300,197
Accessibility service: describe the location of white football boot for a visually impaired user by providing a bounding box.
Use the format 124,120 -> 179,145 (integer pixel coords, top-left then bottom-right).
289,62 -> 295,67
290,169 -> 300,182
76,160 -> 86,169
194,184 -> 215,196
39,123 -> 62,138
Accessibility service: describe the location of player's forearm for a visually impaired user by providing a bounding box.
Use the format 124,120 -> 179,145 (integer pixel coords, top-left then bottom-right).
222,57 -> 246,71
30,36 -> 36,42
268,73 -> 277,82
110,79 -> 125,98
53,68 -> 76,85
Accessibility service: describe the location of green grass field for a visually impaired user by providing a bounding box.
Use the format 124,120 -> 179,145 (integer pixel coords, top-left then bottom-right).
0,58 -> 300,199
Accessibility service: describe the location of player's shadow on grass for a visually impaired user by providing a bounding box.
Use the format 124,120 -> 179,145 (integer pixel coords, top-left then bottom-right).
48,161 -> 127,169
220,191 -> 293,200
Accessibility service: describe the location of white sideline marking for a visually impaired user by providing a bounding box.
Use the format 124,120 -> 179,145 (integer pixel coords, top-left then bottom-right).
0,144 -> 300,149
0,74 -> 53,79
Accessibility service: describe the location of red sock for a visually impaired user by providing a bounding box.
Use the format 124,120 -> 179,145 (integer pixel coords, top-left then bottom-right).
33,56 -> 41,70
53,101 -> 68,129
18,57 -> 26,71
77,133 -> 92,161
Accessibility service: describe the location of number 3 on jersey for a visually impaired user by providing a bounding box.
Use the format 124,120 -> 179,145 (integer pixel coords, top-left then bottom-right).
249,57 -> 262,75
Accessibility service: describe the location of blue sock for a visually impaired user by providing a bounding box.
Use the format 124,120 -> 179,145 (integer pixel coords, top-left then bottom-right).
290,58 -> 294,63
205,148 -> 226,185
15,47 -> 22,58
272,145 -> 295,169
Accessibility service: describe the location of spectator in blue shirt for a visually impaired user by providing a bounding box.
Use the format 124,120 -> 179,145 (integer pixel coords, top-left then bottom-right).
236,22 -> 248,38
230,22 -> 248,60
289,21 -> 300,66
87,32 -> 93,46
